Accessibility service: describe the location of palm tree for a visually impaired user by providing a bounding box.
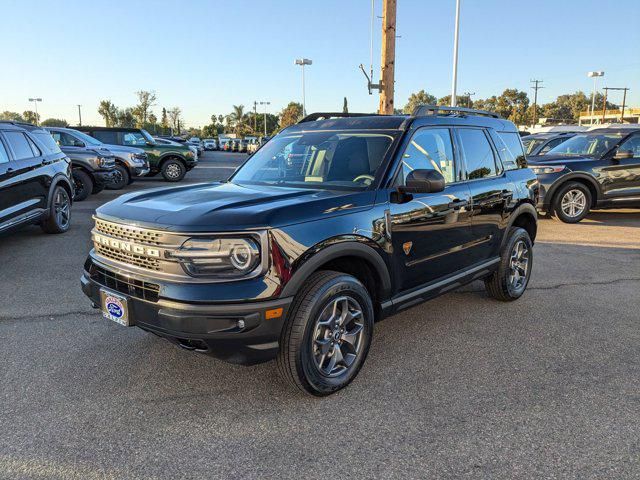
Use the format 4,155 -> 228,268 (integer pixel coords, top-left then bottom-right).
228,105 -> 245,134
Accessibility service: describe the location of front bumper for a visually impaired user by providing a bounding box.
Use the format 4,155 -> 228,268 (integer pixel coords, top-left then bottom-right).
94,170 -> 119,188
81,259 -> 292,365
134,166 -> 150,177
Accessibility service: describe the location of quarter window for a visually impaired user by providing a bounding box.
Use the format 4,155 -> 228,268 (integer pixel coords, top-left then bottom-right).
4,131 -> 35,160
617,135 -> 640,157
495,131 -> 527,169
26,135 -> 42,157
400,128 -> 456,184
457,128 -> 498,179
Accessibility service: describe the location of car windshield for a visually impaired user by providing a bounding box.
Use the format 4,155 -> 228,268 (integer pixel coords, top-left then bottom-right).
546,133 -> 623,157
71,130 -> 103,146
141,129 -> 156,144
522,138 -> 545,155
231,131 -> 395,190
123,131 -> 154,146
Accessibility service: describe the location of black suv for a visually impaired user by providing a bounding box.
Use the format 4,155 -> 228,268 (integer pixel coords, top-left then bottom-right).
529,127 -> 640,222
522,131 -> 577,156
0,122 -> 73,234
81,107 -> 538,395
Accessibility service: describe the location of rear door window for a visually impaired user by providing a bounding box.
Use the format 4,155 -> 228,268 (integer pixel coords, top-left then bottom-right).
457,128 -> 499,179
4,131 -> 36,160
32,132 -> 63,154
495,131 -> 527,169
0,138 -> 10,163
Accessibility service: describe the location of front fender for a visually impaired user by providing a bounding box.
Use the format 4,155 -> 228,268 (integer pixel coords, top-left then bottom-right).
280,238 -> 392,299
47,173 -> 74,210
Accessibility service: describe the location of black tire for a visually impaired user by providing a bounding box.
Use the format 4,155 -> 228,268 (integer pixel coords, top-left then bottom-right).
277,271 -> 374,396
41,186 -> 71,234
484,227 -> 533,301
72,170 -> 93,201
161,158 -> 186,182
551,182 -> 592,223
106,164 -> 129,190
92,183 -> 105,195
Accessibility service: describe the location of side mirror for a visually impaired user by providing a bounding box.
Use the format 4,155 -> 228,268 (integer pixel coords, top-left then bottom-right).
398,169 -> 446,194
614,149 -> 633,160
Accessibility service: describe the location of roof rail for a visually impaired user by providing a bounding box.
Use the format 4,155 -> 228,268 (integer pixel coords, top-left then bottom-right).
0,120 -> 37,127
298,112 -> 378,123
412,105 -> 501,119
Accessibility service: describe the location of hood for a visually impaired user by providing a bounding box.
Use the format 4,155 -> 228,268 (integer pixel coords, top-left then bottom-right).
527,154 -> 594,165
96,182 -> 376,232
102,144 -> 145,155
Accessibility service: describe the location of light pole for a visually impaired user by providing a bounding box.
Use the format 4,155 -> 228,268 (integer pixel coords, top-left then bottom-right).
259,101 -> 270,136
295,58 -> 312,116
450,0 -> 461,107
28,97 -> 42,125
587,71 -> 604,125
77,105 -> 83,126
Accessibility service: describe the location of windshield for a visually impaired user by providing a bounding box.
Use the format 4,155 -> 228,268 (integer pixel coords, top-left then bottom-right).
522,138 -> 545,155
123,131 -> 154,146
546,133 -> 623,157
141,129 -> 156,144
71,130 -> 103,146
231,131 -> 395,190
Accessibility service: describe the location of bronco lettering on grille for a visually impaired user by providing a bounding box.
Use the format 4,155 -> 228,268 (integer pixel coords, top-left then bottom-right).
93,233 -> 161,258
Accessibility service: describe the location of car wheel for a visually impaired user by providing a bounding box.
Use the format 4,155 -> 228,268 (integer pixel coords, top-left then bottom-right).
277,271 -> 374,396
161,159 -> 186,182
552,182 -> 591,223
484,227 -> 533,301
107,164 -> 129,190
72,170 -> 93,201
41,186 -> 71,234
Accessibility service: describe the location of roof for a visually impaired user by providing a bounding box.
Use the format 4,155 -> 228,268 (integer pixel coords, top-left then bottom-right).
76,126 -> 143,132
0,120 -> 48,133
582,127 -> 640,135
524,132 -> 577,140
286,115 -> 408,133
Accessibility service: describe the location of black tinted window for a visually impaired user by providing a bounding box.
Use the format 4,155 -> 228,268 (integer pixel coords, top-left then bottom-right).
4,131 -> 35,160
26,135 -> 41,156
617,134 -> 640,157
32,132 -> 62,154
0,139 -> 9,164
92,131 -> 119,144
540,136 -> 568,155
51,131 -> 83,147
458,128 -> 498,179
401,128 -> 456,183
496,131 -> 527,169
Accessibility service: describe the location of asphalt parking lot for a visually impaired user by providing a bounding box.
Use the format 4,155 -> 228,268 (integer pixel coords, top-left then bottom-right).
1,151 -> 639,479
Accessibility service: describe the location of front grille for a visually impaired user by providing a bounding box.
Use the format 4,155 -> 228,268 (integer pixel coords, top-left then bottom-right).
95,218 -> 163,245
94,243 -> 162,271
89,263 -> 160,302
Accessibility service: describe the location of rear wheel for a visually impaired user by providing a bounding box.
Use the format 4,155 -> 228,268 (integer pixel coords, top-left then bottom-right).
107,164 -> 129,190
277,271 -> 374,396
485,227 -> 533,301
72,170 -> 92,201
161,158 -> 186,182
41,186 -> 71,234
552,182 -> 591,223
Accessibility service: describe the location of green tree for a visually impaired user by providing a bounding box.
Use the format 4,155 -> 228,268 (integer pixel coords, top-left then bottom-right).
98,100 -> 118,127
41,118 -> 69,127
23,110 -> 40,124
228,105 -> 246,135
279,102 -> 303,128
472,96 -> 498,112
161,107 -> 169,130
343,97 -> 348,113
0,111 -> 24,121
116,108 -> 136,128
402,90 -> 437,114
539,91 -> 616,123
437,95 -> 469,107
494,89 -> 530,125
133,90 -> 157,127
167,107 -> 182,133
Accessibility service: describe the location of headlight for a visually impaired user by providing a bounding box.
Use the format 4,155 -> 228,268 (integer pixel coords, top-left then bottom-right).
531,165 -> 565,175
97,156 -> 109,167
128,153 -> 144,164
169,237 -> 261,278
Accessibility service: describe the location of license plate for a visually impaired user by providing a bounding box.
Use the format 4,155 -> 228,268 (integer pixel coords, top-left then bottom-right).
100,289 -> 131,326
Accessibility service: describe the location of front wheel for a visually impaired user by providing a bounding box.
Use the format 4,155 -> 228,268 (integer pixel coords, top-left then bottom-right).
484,227 -> 533,301
41,186 -> 71,234
72,170 -> 93,201
277,271 -> 374,396
161,159 -> 186,182
552,182 -> 591,223
107,164 -> 129,190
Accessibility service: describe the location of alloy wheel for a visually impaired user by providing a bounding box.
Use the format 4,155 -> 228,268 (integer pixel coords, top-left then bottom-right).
312,296 -> 365,377
508,240 -> 530,293
54,189 -> 70,228
560,189 -> 586,218
166,163 -> 182,179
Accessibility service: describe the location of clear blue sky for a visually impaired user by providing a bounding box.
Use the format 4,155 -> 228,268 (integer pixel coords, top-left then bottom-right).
1,0 -> 638,127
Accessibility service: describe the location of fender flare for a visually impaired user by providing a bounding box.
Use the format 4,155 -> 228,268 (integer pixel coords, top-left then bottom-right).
280,240 -> 392,299
546,172 -> 602,206
159,153 -> 187,166
46,174 -> 74,211
501,201 -> 538,247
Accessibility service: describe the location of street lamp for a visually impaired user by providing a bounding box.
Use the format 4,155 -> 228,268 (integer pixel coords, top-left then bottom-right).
587,71 -> 604,125
450,0 -> 461,107
259,101 -> 270,137
295,58 -> 312,116
28,97 -> 42,125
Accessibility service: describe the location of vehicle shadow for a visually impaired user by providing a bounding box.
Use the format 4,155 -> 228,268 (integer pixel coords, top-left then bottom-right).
568,209 -> 640,228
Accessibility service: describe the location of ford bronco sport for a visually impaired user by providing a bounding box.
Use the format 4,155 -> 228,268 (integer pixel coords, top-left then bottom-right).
81,107 -> 538,396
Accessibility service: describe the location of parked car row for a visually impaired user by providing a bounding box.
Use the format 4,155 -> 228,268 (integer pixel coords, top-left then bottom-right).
218,136 -> 269,153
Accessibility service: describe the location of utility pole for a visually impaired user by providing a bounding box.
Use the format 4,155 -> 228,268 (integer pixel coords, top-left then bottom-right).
77,105 -> 82,126
259,101 -> 270,137
450,0 -> 461,107
378,0 -> 396,114
530,79 -> 544,127
253,101 -> 258,133
620,87 -> 629,123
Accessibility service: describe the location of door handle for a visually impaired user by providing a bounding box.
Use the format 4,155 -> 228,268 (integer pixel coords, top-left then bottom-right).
41,159 -> 52,166
448,199 -> 469,210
